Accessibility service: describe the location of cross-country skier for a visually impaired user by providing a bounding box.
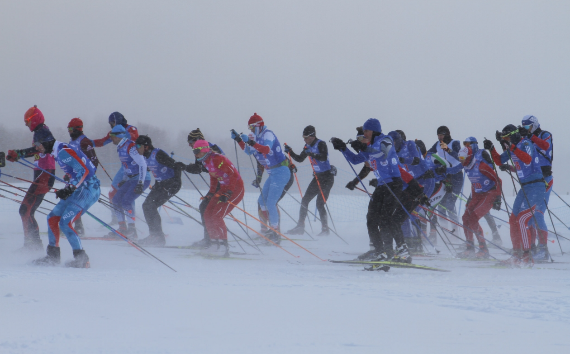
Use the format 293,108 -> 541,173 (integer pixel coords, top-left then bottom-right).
427,126 -> 464,225
185,128 -> 225,248
107,125 -> 150,239
518,115 -> 553,261
331,118 -> 411,261
391,130 -> 435,252
6,106 -> 56,251
93,112 -> 139,225
192,140 -> 244,257
32,128 -> 100,268
457,137 -> 502,259
230,113 -> 291,244
484,124 -> 546,267
463,137 -> 504,246
135,135 -> 187,246
67,118 -> 99,238
284,125 -> 335,236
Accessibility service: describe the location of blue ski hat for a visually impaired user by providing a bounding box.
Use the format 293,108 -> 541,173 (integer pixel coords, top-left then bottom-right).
109,112 -> 126,126
387,131 -> 403,152
363,118 -> 381,133
463,136 -> 479,154
110,124 -> 128,138
521,115 -> 539,133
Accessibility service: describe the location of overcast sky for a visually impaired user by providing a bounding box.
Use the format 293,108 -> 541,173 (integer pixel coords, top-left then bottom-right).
1,0 -> 570,190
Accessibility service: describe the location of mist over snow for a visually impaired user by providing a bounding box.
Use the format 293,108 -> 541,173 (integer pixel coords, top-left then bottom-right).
1,0 -> 570,353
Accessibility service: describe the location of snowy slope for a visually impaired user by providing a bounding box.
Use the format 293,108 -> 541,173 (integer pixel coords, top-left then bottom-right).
1,187 -> 570,353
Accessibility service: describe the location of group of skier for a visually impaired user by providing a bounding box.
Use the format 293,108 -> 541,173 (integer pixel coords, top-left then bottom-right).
3,106 -> 554,267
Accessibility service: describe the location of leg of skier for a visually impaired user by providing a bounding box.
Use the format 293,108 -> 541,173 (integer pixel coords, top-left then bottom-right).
287,177 -> 319,235
258,165 -> 290,244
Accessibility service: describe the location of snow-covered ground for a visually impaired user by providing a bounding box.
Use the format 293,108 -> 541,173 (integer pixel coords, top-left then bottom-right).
1,186 -> 570,353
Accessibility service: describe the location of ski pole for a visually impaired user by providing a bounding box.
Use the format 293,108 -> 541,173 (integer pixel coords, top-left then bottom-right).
227,200 -> 326,261
97,160 -> 114,183
545,199 -> 564,255
551,189 -> 570,210
0,193 -> 48,215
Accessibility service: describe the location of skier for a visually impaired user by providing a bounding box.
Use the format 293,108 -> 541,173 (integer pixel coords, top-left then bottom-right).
427,126 -> 464,225
284,125 -> 335,236
518,115 -> 553,261
192,140 -> 244,256
32,129 -> 100,268
230,113 -> 291,244
93,112 -> 139,225
185,128 -> 225,248
108,125 -> 151,239
6,105 -> 56,251
484,124 -> 546,267
331,118 -> 411,262
463,136 -> 504,246
67,118 -> 100,238
457,137 -> 502,259
391,130 -> 435,251
135,135 -> 187,246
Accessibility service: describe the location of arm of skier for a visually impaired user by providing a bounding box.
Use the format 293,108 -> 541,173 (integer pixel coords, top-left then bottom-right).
59,148 -> 89,188
155,150 -> 177,169
80,137 -> 99,168
127,126 -> 139,141
289,147 -> 307,163
128,143 -> 147,184
510,142 -> 532,164
93,132 -> 111,147
401,141 -> 421,164
531,133 -> 551,151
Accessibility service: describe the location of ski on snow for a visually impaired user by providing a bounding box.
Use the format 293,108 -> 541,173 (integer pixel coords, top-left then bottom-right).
328,259 -> 451,272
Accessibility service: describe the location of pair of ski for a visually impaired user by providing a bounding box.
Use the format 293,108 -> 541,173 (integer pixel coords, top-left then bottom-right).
329,259 -> 451,272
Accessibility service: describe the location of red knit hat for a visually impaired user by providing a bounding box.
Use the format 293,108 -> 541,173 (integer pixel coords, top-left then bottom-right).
68,117 -> 83,130
248,112 -> 264,127
24,105 -> 45,132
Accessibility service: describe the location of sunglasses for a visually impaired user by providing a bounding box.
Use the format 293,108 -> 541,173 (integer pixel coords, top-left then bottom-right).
68,126 -> 83,132
136,144 -> 143,149
523,124 -> 532,130
303,135 -> 315,139
192,146 -> 209,155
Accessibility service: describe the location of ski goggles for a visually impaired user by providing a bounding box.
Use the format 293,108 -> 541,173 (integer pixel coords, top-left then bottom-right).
192,146 -> 209,155
135,144 -> 144,149
522,124 -> 532,130
67,126 -> 83,132
302,134 -> 315,139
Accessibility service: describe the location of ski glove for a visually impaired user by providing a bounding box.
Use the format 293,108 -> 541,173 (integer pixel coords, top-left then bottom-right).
218,191 -> 232,203
252,175 -> 262,188
283,144 -> 292,154
330,138 -> 347,151
435,165 -> 447,175
201,191 -> 215,201
418,194 -> 431,207
411,157 -> 420,165
345,179 -> 358,191
6,150 -> 20,162
495,130 -> 503,142
483,139 -> 494,150
499,164 -> 513,172
289,163 -> 298,174
56,185 -> 76,200
350,139 -> 368,153
444,182 -> 453,193
492,195 -> 502,211
134,182 -> 144,195
230,129 -> 242,143
174,162 -> 187,171
369,178 -> 378,187
518,125 -> 530,137
63,174 -> 71,182
398,157 -> 405,164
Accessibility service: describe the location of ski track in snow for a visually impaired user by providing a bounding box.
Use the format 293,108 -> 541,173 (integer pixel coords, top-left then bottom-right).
1,188 -> 570,353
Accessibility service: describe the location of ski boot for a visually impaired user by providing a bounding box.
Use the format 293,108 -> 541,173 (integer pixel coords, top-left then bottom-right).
108,212 -> 118,226
33,245 -> 61,266
498,249 -> 522,267
372,251 -> 389,262
357,248 -> 382,261
106,222 -> 127,239
519,250 -> 534,268
475,246 -> 490,259
139,233 -> 166,247
533,244 -> 550,262
317,227 -> 330,237
264,229 -> 281,245
125,224 -> 138,240
190,237 -> 212,249
65,249 -> 90,268
392,244 -> 412,264
286,225 -> 305,235
457,243 -> 476,259
201,240 -> 230,257
491,230 -> 503,247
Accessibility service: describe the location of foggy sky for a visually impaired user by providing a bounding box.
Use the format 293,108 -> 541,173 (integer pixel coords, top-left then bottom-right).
1,0 -> 570,191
